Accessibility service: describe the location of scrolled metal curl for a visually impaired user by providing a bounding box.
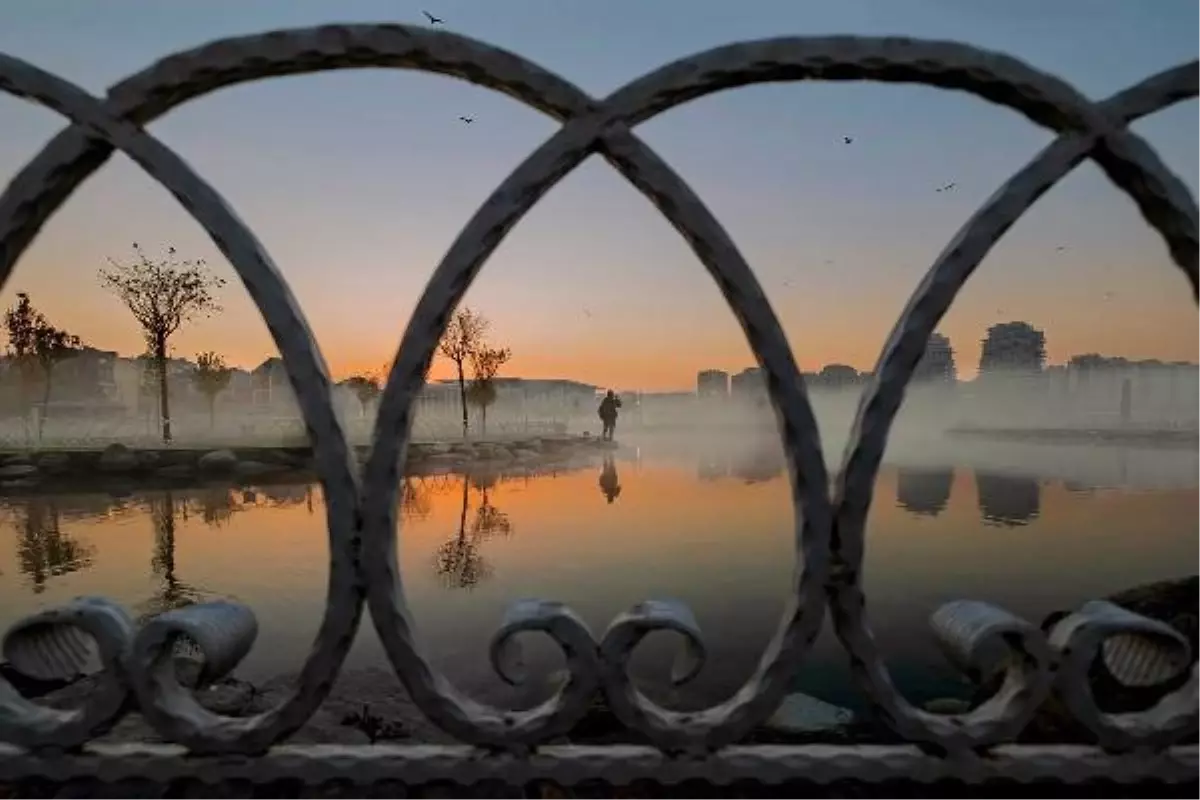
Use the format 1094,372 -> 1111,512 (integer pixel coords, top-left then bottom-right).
125,602 -> 261,753
478,598 -> 602,747
0,597 -> 135,750
597,599 -> 711,753
923,601 -> 1056,746
0,599 -> 258,753
1048,600 -> 1197,751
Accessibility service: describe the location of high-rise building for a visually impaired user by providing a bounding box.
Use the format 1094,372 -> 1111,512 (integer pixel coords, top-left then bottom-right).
978,321 -> 1046,375
697,369 -> 730,400
912,332 -> 957,383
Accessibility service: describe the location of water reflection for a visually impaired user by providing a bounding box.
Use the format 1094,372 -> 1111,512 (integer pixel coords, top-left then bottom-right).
257,483 -> 314,511
10,497 -> 94,593
975,471 -> 1042,527
0,453 -> 1195,711
694,444 -> 785,484
191,486 -> 238,528
138,491 -> 212,621
432,474 -> 515,590
732,447 -> 785,484
696,452 -> 729,481
895,468 -> 954,518
599,455 -> 622,504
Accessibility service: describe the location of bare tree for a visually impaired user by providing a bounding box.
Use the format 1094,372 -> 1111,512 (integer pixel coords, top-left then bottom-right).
343,373 -> 381,418
191,351 -> 232,430
466,346 -> 511,438
99,244 -> 225,444
437,307 -> 488,438
3,292 -> 83,443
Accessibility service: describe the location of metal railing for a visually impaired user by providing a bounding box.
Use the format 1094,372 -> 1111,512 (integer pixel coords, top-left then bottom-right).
0,23 -> 1196,791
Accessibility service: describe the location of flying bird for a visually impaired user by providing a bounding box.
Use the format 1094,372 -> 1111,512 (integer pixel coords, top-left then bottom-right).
842,136 -> 853,144
423,10 -> 444,25
458,115 -> 474,124
1055,245 -> 1068,252
936,182 -> 957,193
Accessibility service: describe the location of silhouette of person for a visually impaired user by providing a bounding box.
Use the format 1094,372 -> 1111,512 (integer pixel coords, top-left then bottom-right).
599,454 -> 622,503
598,390 -> 622,441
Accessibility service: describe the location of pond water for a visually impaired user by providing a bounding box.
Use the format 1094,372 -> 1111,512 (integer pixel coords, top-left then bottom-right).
0,437 -> 1195,714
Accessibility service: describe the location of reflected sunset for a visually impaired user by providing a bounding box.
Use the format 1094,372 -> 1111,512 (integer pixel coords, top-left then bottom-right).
3,445 -> 1193,710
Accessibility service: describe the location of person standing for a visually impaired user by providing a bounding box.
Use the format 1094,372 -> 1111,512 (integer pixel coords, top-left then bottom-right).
598,389 -> 622,441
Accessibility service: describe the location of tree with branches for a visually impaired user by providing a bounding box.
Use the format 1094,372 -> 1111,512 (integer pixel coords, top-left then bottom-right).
466,346 -> 511,437
343,373 -> 381,418
190,351 -> 232,430
2,292 -> 83,443
437,307 -> 489,438
99,244 -> 225,444
134,350 -> 161,435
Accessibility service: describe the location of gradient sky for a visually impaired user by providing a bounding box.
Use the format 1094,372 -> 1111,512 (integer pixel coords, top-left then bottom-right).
0,0 -> 1196,391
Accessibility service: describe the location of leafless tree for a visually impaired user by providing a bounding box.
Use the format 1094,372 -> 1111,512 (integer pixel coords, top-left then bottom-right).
343,373 -> 381,418
99,244 -> 225,443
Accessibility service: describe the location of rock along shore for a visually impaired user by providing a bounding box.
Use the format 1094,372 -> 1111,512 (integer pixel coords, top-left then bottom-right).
0,435 -> 618,494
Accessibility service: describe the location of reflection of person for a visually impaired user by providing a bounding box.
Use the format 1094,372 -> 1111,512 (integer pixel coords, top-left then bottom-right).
599,454 -> 622,503
598,390 -> 622,441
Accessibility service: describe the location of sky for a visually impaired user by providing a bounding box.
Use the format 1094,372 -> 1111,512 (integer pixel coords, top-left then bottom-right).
0,0 -> 1196,391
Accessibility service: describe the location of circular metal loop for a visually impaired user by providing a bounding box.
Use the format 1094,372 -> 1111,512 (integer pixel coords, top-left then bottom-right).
360,43 -> 830,746
0,25 -> 1194,752
827,62 -> 1197,749
0,50 -> 363,753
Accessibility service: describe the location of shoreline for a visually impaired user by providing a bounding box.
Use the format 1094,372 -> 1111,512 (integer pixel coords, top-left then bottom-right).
0,436 -> 618,495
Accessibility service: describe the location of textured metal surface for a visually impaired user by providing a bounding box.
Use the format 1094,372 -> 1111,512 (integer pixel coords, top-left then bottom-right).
0,743 -> 1196,786
0,21 -> 1196,785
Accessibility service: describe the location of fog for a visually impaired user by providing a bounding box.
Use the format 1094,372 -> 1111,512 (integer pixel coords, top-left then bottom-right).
1,369 -> 1195,492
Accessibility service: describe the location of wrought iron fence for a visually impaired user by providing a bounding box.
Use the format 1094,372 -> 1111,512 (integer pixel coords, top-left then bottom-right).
0,23 -> 1196,791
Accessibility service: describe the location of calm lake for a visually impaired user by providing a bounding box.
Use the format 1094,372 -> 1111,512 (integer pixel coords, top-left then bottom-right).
1,436 -> 1196,714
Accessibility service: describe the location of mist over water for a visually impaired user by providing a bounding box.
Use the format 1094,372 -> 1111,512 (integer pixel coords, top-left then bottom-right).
2,380 -> 1194,712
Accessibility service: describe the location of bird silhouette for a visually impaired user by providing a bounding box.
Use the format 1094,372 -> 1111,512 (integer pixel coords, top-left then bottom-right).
423,11 -> 444,25
583,307 -> 593,318
842,136 -> 853,144
1055,245 -> 1068,252
935,182 -> 957,192
459,116 -> 474,124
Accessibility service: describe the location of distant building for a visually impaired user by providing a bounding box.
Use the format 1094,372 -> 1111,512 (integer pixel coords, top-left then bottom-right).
696,369 -> 729,400
730,367 -> 767,405
810,363 -> 861,389
912,333 -> 957,383
251,357 -> 296,411
978,321 -> 1046,375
